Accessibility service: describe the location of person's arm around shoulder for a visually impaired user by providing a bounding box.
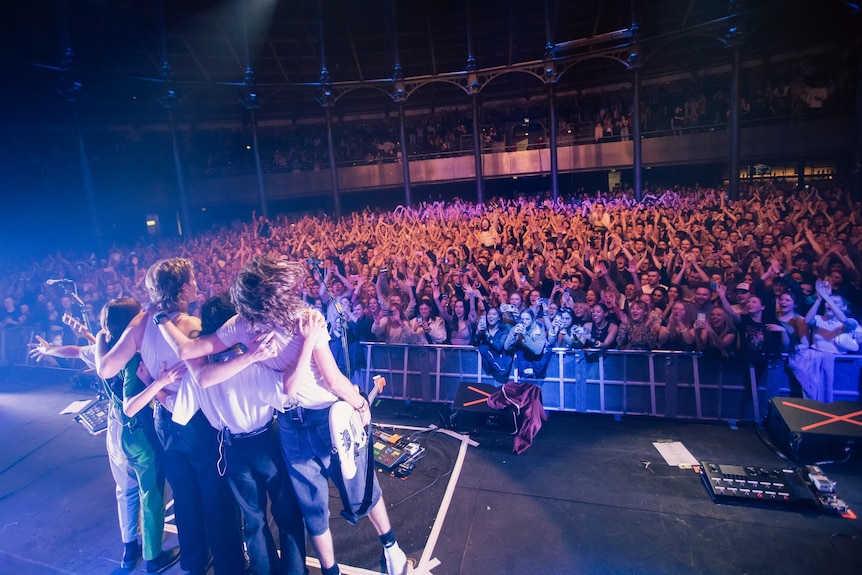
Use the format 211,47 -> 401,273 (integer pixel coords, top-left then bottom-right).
283,310 -> 326,398
306,313 -> 371,426
124,359 -> 187,417
156,311 -> 230,360
195,331 -> 278,389
96,311 -> 146,379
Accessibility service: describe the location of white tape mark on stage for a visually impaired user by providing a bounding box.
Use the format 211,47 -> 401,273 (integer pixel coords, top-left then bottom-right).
306,425 -> 477,575
306,556 -> 442,575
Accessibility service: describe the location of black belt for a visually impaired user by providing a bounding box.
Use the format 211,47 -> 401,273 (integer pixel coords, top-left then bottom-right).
223,419 -> 274,444
281,405 -> 330,425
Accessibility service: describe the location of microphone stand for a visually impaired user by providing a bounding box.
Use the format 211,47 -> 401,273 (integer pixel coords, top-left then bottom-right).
322,269 -> 351,379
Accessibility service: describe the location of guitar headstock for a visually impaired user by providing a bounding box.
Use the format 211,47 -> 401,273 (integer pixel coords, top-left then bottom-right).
63,313 -> 87,335
372,374 -> 387,394
62,313 -> 96,343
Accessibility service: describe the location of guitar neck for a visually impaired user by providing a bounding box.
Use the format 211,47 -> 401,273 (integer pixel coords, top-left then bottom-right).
368,385 -> 381,403
367,376 -> 386,404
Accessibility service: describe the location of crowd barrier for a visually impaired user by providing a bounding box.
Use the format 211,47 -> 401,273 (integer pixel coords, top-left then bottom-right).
1,327 -> 35,367
1,326 -> 90,371
3,332 -> 859,423
358,343 -> 862,424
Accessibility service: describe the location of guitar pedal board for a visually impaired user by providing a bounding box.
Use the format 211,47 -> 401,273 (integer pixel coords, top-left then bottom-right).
372,428 -> 424,474
700,461 -> 853,516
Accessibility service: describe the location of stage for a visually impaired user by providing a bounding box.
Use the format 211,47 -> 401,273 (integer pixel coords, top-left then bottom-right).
1,366 -> 861,575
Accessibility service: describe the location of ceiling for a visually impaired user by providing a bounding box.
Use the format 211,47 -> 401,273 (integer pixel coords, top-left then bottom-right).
0,0 -> 859,126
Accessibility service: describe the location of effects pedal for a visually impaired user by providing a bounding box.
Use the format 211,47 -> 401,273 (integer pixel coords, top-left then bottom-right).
372,428 -> 409,470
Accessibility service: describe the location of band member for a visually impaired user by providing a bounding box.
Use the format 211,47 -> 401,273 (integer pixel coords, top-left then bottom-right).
30,301 -> 179,573
164,292 -> 306,575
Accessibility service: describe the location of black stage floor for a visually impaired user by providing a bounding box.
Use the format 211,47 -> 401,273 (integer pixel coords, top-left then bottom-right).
1,366 -> 861,575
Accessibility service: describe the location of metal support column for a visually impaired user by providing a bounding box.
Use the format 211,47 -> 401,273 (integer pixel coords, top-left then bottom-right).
728,46 -> 741,200
548,84 -> 559,202
325,107 -> 341,218
632,70 -> 643,202
399,103 -> 411,206
472,95 -> 484,204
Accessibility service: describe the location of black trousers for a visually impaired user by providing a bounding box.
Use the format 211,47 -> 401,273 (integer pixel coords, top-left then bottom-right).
154,407 -> 246,575
223,422 -> 307,575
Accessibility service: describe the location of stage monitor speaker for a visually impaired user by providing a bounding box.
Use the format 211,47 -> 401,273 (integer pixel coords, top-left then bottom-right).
453,382 -> 498,413
451,382 -> 515,432
766,398 -> 862,464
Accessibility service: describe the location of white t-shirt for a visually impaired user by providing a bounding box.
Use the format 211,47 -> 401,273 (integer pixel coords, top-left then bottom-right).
216,311 -> 338,409
141,314 -> 183,410
174,362 -> 286,433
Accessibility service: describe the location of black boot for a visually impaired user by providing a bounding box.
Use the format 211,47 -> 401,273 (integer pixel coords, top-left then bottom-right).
146,546 -> 181,574
121,540 -> 141,570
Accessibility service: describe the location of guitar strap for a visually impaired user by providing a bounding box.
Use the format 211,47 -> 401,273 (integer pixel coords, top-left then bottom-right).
353,419 -> 376,517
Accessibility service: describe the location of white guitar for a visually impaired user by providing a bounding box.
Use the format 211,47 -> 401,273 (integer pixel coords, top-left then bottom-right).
330,375 -> 386,480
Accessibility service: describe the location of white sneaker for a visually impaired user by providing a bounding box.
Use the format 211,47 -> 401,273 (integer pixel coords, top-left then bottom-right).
383,543 -> 408,575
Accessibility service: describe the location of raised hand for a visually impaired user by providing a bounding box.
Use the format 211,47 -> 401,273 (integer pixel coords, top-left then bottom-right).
28,335 -> 53,362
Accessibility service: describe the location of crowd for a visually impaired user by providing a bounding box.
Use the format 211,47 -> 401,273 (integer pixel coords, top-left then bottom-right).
3,181 -> 861,398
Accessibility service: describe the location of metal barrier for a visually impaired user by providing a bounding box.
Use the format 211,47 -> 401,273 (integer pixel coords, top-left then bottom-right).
358,343 -> 862,423
1,325 -> 90,371
0,326 -> 35,366
5,333 -> 858,423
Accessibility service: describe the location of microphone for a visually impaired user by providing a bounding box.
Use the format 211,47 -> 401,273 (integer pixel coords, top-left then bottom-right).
46,278 -> 72,285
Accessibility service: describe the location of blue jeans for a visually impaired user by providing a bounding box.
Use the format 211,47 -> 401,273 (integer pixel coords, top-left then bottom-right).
222,421 -> 307,575
277,406 -> 381,536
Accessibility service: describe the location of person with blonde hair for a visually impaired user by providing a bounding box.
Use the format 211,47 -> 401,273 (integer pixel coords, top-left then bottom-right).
793,282 -> 861,402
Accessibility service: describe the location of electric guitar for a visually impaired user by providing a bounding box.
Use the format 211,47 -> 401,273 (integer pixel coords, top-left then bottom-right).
63,313 -> 97,344
330,375 -> 386,480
